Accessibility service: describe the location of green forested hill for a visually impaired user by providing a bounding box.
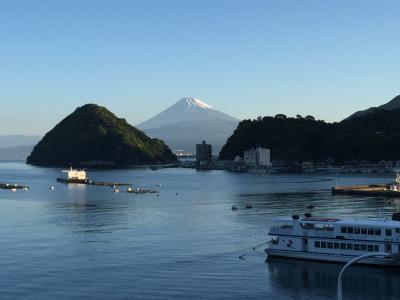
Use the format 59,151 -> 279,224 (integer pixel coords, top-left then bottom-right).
27,104 -> 177,166
219,109 -> 400,162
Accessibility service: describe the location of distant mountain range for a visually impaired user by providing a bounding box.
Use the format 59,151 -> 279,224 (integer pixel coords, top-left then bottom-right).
345,95 -> 400,120
137,98 -> 239,153
0,135 -> 41,160
0,135 -> 41,148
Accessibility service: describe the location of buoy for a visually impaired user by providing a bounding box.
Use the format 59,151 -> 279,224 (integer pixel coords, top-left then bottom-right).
127,187 -> 132,192
231,205 -> 238,211
114,188 -> 120,193
49,186 -> 55,190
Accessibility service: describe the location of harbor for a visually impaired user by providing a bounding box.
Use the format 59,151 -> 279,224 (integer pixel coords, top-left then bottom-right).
1,162 -> 400,299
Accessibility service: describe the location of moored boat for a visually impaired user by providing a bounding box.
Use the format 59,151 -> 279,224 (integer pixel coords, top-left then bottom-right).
57,167 -> 89,184
266,213 -> 400,266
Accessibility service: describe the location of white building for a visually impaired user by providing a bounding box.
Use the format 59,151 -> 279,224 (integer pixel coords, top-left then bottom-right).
243,147 -> 271,168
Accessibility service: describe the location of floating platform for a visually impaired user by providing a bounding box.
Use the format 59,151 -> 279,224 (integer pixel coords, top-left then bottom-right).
0,183 -> 29,190
57,178 -> 131,187
126,187 -> 158,194
331,184 -> 400,197
149,164 -> 179,170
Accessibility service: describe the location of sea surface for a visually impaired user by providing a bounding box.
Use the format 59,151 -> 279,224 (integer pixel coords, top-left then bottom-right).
0,161 -> 399,300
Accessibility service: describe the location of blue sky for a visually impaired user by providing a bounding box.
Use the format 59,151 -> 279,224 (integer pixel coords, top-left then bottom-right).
1,0 -> 400,135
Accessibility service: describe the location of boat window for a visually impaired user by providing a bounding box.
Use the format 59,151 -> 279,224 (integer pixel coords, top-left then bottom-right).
361,244 -> 367,251
340,243 -> 346,250
386,229 -> 392,236
334,242 -> 339,249
354,244 -> 360,251
327,242 -> 333,249
313,224 -> 334,231
341,227 -> 347,233
368,228 -> 374,235
361,228 -> 367,235
347,227 -> 354,234
347,243 -> 353,250
301,223 -> 314,230
354,228 -> 360,234
315,241 -> 320,248
374,228 -> 381,236
321,242 -> 327,248
367,245 -> 373,252
280,224 -> 293,229
374,245 -> 379,252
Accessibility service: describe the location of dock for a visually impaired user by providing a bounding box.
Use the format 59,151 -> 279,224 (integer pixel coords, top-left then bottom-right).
90,181 -> 131,187
126,187 -> 158,194
56,168 -> 131,187
0,183 -> 29,190
57,178 -> 131,187
331,184 -> 400,197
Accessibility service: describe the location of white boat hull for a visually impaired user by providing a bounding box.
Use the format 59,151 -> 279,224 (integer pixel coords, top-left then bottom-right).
266,249 -> 400,266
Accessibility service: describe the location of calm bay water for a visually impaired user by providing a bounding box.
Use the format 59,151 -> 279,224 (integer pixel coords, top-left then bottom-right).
0,162 -> 399,299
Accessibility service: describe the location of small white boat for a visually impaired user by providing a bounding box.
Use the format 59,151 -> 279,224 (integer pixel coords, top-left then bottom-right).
266,213 -> 400,266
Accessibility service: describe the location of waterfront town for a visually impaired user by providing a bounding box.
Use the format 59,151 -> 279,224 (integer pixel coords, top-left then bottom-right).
178,140 -> 400,174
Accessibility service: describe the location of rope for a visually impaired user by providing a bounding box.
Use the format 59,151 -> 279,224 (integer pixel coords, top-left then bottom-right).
238,240 -> 271,260
175,240 -> 271,263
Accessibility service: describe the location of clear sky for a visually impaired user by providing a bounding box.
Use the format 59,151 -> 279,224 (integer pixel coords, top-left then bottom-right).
1,0 -> 400,135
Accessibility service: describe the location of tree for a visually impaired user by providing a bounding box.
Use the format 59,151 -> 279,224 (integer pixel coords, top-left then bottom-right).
274,114 -> 287,119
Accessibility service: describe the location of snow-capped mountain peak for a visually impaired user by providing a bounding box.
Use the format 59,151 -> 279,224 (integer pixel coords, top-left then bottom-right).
137,97 -> 238,130
182,97 -> 212,110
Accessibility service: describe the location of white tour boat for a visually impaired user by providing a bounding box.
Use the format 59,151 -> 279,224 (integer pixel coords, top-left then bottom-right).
266,213 -> 400,266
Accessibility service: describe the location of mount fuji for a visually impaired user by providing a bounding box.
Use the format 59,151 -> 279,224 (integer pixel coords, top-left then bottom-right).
137,98 -> 239,153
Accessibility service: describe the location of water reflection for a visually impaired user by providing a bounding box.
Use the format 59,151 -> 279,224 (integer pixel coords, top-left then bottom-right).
267,257 -> 400,300
236,189 -> 400,219
2,163 -> 400,299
